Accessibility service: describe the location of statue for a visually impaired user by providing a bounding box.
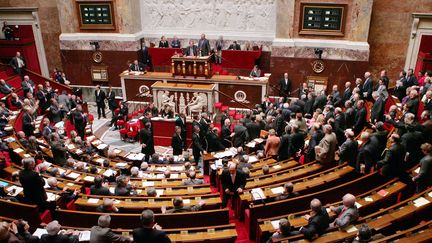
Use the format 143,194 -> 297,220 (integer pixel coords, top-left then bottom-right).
187,92 -> 207,115
161,91 -> 176,112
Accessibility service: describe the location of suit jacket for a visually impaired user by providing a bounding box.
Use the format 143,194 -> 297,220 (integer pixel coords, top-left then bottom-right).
158,40 -> 169,48
275,191 -> 299,201
95,90 -> 106,106
133,227 -> 171,243
313,95 -> 327,111
278,134 -> 290,161
90,226 -> 130,243
90,185 -> 111,196
220,169 -> 246,192
356,136 -> 380,173
353,107 -> 367,134
206,131 -> 224,152
184,45 -> 197,56
197,38 -> 211,56
171,133 -> 183,156
265,135 -> 280,157
221,125 -> 232,148
139,128 -> 155,155
42,125 -> 54,140
233,124 -> 248,147
331,91 -> 342,107
339,139 -> 358,167
129,63 -> 145,72
371,97 -> 385,122
10,56 -> 25,70
316,133 -> 337,163
50,104 -> 63,123
182,178 -> 204,186
377,143 -> 406,178
406,74 -> 418,87
107,91 -> 117,110
290,132 -> 305,156
0,83 -> 12,94
19,169 -> 47,206
41,234 -> 78,243
21,80 -> 34,94
58,94 -> 70,111
165,204 -> 202,213
414,154 -> 432,190
72,111 -> 87,128
140,47 -> 150,66
50,141 -> 67,166
246,122 -> 261,140
362,78 -> 373,100
332,205 -> 359,228
22,112 -> 33,136
394,86 -> 406,102
171,40 -> 181,48
304,98 -> 314,115
192,132 -> 204,156
279,78 -> 292,96
228,43 -> 241,50
300,207 -> 330,239
342,88 -> 352,102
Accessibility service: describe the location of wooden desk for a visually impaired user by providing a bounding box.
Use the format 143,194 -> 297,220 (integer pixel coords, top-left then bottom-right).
171,55 -> 212,78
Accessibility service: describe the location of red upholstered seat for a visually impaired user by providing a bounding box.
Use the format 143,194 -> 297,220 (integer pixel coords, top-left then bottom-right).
115,108 -> 120,113
116,119 -> 125,127
234,113 -> 243,120
214,102 -> 223,110
221,106 -> 229,112
228,110 -> 236,117
127,123 -> 140,140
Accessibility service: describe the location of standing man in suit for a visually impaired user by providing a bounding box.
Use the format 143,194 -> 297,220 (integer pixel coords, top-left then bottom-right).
72,104 -> 87,139
279,73 -> 292,98
129,59 -> 145,72
171,126 -> 184,156
353,100 -> 367,135
21,106 -> 34,137
9,51 -> 25,75
140,42 -> 151,69
298,199 -> 330,240
371,91 -> 385,123
232,119 -> 248,147
221,118 -> 233,148
379,69 -> 390,88
377,134 -> 406,179
171,35 -> 181,48
133,210 -> 171,243
95,85 -> 106,119
184,40 -> 197,56
197,33 -> 211,56
106,86 -> 117,118
315,125 -> 337,164
362,72 -> 373,100
50,132 -> 67,166
228,41 -> 241,50
214,35 -> 224,64
90,215 -> 131,243
342,82 -> 352,103
338,129 -> 358,167
192,125 -> 206,164
330,85 -> 342,107
220,163 -> 246,208
264,129 -> 280,158
19,158 -> 47,210
175,113 -> 187,150
406,68 -> 418,87
21,75 -> 34,97
140,122 -> 155,162
330,194 -> 359,228
412,143 -> 432,193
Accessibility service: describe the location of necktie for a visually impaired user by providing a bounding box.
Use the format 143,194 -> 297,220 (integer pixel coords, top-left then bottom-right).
338,207 -> 347,218
135,65 -> 138,70
231,174 -> 235,184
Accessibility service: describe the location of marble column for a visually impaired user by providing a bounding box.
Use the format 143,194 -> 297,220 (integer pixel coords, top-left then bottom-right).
350,0 -> 373,41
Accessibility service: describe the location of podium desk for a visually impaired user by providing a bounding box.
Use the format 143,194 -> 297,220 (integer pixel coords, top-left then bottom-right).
171,55 -> 212,78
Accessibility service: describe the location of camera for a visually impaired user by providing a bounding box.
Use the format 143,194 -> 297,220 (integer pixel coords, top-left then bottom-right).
90,41 -> 100,50
314,48 -> 323,59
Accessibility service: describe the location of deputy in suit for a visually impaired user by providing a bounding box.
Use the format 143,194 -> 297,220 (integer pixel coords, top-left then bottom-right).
353,100 -> 367,135
356,132 -> 380,174
246,117 -> 261,140
330,194 -> 359,228
171,36 -> 181,48
192,125 -> 206,163
175,113 -> 187,149
362,72 -> 374,100
342,82 -> 352,103
90,215 -> 131,243
338,129 -> 358,167
221,118 -> 233,148
228,41 -> 241,50
377,134 -> 406,179
197,33 -> 210,56
72,105 -> 87,139
19,158 -> 47,210
140,122 -> 155,162
184,40 -> 197,56
371,91 -> 385,123
0,79 -> 12,94
140,44 -> 151,68
265,129 -> 280,158
298,199 -> 330,240
232,120 -> 248,147
220,163 -> 246,207
50,133 -> 67,166
278,125 -> 292,161
41,220 -> 79,243
21,75 -> 34,96
129,60 -> 145,72
182,171 -> 204,186
249,65 -> 261,78
106,86 -> 117,116
90,176 -> 112,196
406,68 -> 418,87
275,182 -> 299,201
158,35 -> 169,48
162,196 -> 205,213
95,85 -> 106,119
315,125 -> 337,164
206,127 -> 224,152
279,73 -> 292,97
171,126 -> 184,156
133,209 -> 171,243
21,107 -> 34,137
413,143 -> 432,193
9,51 -> 25,75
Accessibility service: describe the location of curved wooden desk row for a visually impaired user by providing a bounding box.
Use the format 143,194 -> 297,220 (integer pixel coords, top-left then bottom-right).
246,170 -> 387,240
256,178 -> 406,243
272,187 -> 432,243
371,220 -> 432,243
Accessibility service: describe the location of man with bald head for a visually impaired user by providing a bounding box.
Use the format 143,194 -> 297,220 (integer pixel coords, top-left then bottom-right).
298,198 -> 330,239
315,125 -> 337,163
90,214 -> 132,242
161,196 -> 205,213
362,72 -> 373,100
220,163 -> 247,207
279,72 -> 292,97
330,194 -> 359,228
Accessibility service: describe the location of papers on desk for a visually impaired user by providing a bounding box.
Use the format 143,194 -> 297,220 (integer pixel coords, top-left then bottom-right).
109,187 -> 115,194
246,141 -> 256,148
355,202 -> 362,209
156,174 -> 164,179
248,156 -> 258,163
91,140 -> 102,146
126,153 -> 144,161
3,137 -> 15,143
170,166 -> 183,171
414,167 -> 420,174
84,176 -> 95,182
171,173 -> 179,179
13,148 -> 24,153
95,158 -> 105,164
113,149 -> 122,154
364,197 -> 373,202
43,161 -> 52,167
46,192 -> 59,202
97,143 -> 108,150
214,150 -> 236,159
87,198 -> 100,204
6,185 -> 23,196
344,225 -> 358,233
377,189 -> 388,197
272,165 -> 282,170
156,189 -> 164,197
143,181 -> 155,187
103,169 -> 116,177
67,144 -> 75,150
270,187 -> 284,195
271,220 -> 280,229
86,136 -> 95,142
115,162 -> 128,168
75,149 -> 83,155
32,228 -> 48,238
413,197 -> 430,208
113,199 -> 121,204
78,231 -> 91,242
251,188 -> 266,200
43,178 -> 49,188
183,199 -> 191,204
254,138 -> 264,144
67,172 -> 80,179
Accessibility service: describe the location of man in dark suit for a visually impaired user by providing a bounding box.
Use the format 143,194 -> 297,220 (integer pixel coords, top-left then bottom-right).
22,107 -> 34,137
380,70 -> 390,88
228,41 -> 241,50
50,133 -> 67,166
72,105 -> 87,139
95,85 -> 106,119
278,125 -> 291,161
0,79 -> 12,94
140,44 -> 151,69
41,220 -> 79,243
206,127 -> 224,152
394,80 -> 406,102
9,51 -> 25,75
246,116 -> 261,140
192,125 -> 206,163
330,85 -> 342,107
220,163 -> 246,207
133,209 -> 171,243
371,91 -> 385,123
338,129 -> 358,167
197,33 -> 211,56
353,100 -> 367,135
162,196 -> 205,213
362,72 -> 374,100
90,215 -> 131,243
140,122 -> 155,162
313,90 -> 327,111
221,118 -> 232,148
184,40 -> 197,56
356,132 -> 380,174
175,113 -> 187,149
290,124 -> 305,159
36,84 -> 49,111
425,91 -> 432,112
275,182 -> 299,201
21,75 -> 34,96
90,176 -> 112,196
232,120 -> 249,147
171,126 -> 184,156
406,68 -> 418,87
298,199 -> 330,240
19,158 -> 47,210
279,73 -> 292,97
342,82 -> 352,103
129,59 -> 145,72
107,86 -> 117,117
402,125 -> 424,168
413,143 -> 432,193
377,134 -> 406,179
